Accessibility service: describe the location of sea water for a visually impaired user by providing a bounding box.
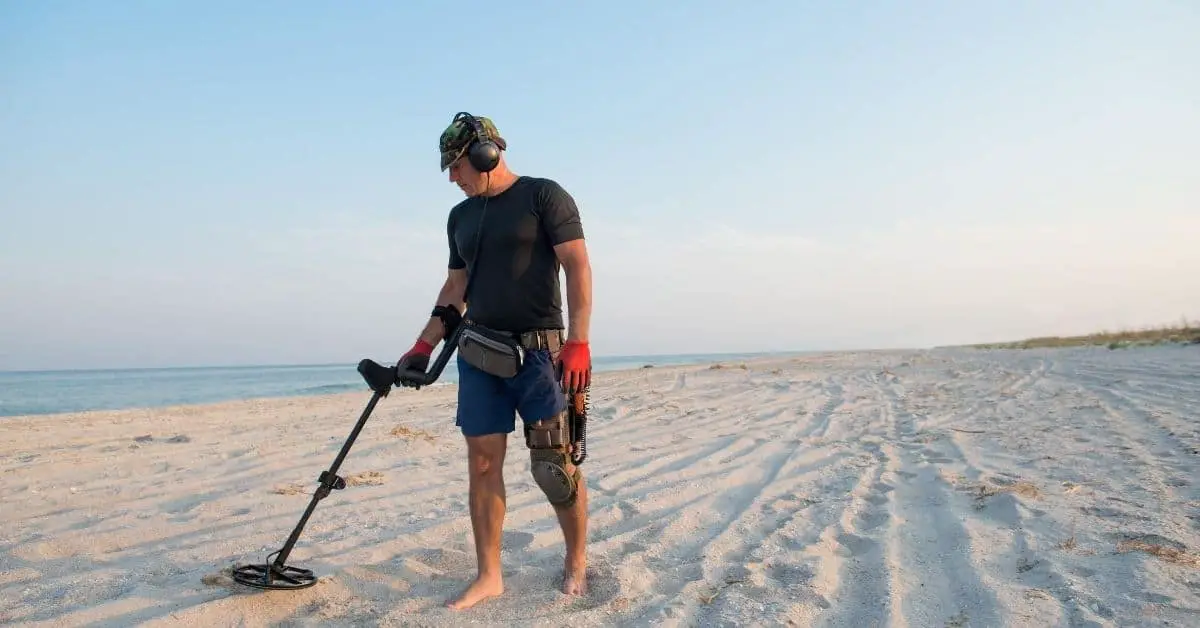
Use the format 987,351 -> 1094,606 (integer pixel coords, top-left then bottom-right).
0,351 -> 785,417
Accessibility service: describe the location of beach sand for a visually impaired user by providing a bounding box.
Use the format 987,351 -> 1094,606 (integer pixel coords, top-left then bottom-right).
2,346 -> 1198,626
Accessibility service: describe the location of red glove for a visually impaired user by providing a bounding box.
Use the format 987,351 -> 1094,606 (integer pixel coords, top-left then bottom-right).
397,339 -> 434,375
557,340 -> 591,393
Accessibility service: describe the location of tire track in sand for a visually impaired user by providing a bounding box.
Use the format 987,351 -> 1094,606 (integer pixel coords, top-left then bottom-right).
919,358 -> 1092,626
795,377 -> 846,441
1048,363 -> 1197,517
874,367 -> 1004,628
618,371 -> 860,626
777,368 -> 890,628
926,352 -> 1128,626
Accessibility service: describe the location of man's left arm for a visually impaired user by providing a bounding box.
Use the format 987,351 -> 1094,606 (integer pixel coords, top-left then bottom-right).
539,180 -> 591,344
539,180 -> 593,392
554,239 -> 592,343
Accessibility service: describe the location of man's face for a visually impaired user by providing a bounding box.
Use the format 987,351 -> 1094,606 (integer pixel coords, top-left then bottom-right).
447,157 -> 486,197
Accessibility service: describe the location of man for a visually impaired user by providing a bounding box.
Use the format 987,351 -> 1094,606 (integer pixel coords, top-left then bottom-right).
394,112 -> 593,610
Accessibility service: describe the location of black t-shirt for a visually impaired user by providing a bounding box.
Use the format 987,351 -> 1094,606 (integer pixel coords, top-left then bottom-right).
447,176 -> 585,333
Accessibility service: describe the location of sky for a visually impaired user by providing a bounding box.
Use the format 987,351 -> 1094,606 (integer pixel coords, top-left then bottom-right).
2,1 -> 1198,371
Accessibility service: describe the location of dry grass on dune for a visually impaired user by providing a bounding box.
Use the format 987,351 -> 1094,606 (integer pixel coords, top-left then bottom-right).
964,317 -> 1200,350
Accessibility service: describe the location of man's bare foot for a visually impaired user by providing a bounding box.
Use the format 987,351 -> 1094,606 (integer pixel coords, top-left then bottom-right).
447,574 -> 503,610
562,558 -> 587,596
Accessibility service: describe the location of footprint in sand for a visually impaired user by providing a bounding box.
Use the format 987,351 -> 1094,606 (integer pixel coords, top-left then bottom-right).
407,547 -> 474,574
835,532 -> 879,557
616,501 -> 639,519
855,509 -> 889,531
783,533 -> 808,552
863,493 -> 889,506
863,482 -> 892,506
501,530 -> 534,552
621,541 -> 647,555
766,562 -> 814,588
1071,566 -> 1097,578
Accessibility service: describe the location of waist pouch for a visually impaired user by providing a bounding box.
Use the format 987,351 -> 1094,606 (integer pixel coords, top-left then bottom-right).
458,323 -> 525,379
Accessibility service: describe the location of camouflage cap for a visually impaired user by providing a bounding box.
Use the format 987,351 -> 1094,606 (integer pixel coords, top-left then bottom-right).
439,114 -> 506,171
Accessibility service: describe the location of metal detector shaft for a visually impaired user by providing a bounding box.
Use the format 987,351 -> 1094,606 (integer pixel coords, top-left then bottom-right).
268,390 -> 384,570
232,331 -> 461,590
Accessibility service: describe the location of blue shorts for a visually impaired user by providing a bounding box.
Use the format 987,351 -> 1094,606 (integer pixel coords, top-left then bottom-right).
455,348 -> 567,437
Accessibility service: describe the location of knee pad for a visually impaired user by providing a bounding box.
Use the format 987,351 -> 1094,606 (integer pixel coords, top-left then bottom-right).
526,412 -> 580,507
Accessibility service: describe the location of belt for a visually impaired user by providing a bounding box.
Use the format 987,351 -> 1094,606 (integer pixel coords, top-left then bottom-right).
518,328 -> 564,352
463,319 -> 564,353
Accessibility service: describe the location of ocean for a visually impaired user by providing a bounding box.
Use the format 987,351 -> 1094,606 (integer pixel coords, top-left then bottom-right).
0,351 -> 787,417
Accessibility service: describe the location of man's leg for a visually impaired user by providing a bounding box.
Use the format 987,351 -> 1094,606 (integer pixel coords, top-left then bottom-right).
449,355 -> 516,610
512,349 -> 590,595
449,432 -> 507,609
550,444 -> 588,595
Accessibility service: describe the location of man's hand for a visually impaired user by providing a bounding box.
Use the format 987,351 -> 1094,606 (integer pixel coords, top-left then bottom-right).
557,339 -> 591,393
395,339 -> 434,381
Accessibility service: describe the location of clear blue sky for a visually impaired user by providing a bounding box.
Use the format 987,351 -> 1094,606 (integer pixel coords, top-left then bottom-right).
3,1 -> 1198,370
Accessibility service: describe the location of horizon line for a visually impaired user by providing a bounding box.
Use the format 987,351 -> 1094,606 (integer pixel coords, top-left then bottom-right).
0,348 -> 825,375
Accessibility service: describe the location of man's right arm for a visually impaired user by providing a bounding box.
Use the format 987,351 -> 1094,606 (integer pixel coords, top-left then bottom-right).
402,207 -> 468,360
416,268 -> 467,347
415,208 -> 469,347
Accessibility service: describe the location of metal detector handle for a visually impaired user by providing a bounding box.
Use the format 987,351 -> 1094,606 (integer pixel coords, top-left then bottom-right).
397,325 -> 462,389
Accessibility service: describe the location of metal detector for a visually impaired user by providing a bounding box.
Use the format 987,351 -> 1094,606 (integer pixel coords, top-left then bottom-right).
230,328 -> 461,590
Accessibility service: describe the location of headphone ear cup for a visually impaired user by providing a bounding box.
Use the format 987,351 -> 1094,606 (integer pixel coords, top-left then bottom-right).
453,112 -> 501,173
468,140 -> 501,173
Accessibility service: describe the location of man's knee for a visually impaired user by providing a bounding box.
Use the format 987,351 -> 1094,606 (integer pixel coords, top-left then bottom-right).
466,434 -> 507,478
525,411 -> 580,507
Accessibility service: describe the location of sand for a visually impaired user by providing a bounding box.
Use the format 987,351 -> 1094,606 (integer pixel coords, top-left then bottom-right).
2,345 -> 1198,627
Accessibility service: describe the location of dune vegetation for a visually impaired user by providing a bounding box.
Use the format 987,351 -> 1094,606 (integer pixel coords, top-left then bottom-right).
966,318 -> 1200,350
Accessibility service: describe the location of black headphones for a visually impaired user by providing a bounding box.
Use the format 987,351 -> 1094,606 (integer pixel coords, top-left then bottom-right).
453,111 -> 502,173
